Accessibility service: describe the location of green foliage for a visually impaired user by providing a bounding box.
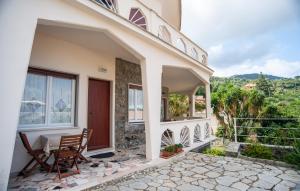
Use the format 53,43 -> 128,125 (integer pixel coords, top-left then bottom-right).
195,102 -> 206,112
168,94 -> 189,118
211,82 -> 265,140
196,86 -> 205,96
284,141 -> 300,168
256,73 -> 274,96
242,144 -> 273,160
164,145 -> 176,153
175,143 -> 183,148
211,75 -> 300,145
203,147 -> 225,156
215,126 -> 225,138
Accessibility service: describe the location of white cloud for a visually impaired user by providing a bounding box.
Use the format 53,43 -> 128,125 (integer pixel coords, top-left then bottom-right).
181,0 -> 300,77
182,0 -> 300,46
213,58 -> 300,78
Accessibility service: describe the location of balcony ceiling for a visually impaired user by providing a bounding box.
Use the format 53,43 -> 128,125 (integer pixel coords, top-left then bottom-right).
162,66 -> 205,94
36,24 -> 140,64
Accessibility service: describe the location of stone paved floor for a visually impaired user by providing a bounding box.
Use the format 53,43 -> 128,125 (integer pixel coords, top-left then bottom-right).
8,146 -> 146,190
92,152 -> 300,191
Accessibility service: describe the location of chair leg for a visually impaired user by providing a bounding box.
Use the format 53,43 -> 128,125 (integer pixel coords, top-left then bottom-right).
18,158 -> 35,176
56,160 -> 61,179
79,154 -> 89,162
73,159 -> 80,174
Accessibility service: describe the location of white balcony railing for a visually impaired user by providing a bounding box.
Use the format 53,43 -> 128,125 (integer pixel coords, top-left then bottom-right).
160,119 -> 214,151
90,0 -> 208,66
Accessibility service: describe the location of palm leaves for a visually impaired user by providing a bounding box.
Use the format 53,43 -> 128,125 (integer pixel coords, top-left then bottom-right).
211,82 -> 265,140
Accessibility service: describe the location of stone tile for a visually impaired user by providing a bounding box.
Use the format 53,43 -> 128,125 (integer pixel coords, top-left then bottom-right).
252,180 -> 276,190
205,171 -> 221,178
216,185 -> 239,191
129,182 -> 148,190
278,174 -> 300,184
231,182 -> 249,191
177,183 -> 205,191
216,176 -> 239,186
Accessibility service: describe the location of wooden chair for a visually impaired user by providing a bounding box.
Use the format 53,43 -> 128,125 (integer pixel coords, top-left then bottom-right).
78,128 -> 93,162
50,134 -> 83,179
18,132 -> 51,177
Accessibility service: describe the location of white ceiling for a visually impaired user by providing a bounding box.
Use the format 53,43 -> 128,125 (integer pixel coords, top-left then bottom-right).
162,66 -> 204,93
36,24 -> 140,64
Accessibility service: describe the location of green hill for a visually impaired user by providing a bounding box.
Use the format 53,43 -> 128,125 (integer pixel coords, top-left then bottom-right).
231,73 -> 285,80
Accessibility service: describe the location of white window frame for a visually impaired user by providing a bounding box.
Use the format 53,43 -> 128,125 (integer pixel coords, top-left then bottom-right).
128,84 -> 144,123
18,73 -> 76,130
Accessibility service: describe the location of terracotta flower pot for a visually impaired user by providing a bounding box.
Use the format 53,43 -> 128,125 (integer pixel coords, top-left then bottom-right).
161,151 -> 174,158
176,147 -> 183,153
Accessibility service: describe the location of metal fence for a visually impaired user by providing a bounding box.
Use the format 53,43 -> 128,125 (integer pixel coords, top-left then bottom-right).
233,118 -> 300,146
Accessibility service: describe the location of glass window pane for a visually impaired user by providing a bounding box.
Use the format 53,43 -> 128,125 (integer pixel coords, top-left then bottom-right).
128,88 -> 135,121
50,77 -> 73,124
19,73 -> 47,125
136,90 -> 143,120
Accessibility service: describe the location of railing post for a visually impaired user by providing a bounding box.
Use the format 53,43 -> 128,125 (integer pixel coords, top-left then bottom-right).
234,118 -> 237,143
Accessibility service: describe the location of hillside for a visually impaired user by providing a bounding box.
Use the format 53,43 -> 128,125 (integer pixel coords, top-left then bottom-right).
231,73 -> 285,80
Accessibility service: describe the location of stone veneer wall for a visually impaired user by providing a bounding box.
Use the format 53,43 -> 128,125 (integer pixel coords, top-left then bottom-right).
115,58 -> 145,149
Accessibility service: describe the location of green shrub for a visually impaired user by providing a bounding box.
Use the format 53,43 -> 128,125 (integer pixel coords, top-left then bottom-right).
284,141 -> 300,169
242,144 -> 273,160
203,147 -> 225,156
164,145 -> 176,153
175,144 -> 183,148
215,126 -> 225,138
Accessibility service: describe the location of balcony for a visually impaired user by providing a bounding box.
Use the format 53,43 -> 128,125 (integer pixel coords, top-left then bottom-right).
89,0 -> 208,66
160,118 -> 215,153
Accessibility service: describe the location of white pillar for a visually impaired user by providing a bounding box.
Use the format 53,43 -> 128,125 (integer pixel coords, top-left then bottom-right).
205,83 -> 212,119
189,94 -> 196,117
141,59 -> 162,160
0,2 -> 37,189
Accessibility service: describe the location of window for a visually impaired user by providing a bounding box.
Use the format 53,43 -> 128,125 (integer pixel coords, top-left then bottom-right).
158,25 -> 172,44
93,0 -> 116,12
128,84 -> 143,122
19,68 -> 76,129
129,8 -> 147,30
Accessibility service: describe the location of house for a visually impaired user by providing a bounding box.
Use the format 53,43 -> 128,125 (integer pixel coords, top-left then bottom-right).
244,83 -> 256,91
0,0 -> 214,189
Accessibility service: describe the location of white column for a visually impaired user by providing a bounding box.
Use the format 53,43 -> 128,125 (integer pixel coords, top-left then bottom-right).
205,83 -> 212,119
189,94 -> 196,117
141,59 -> 162,160
0,3 -> 37,189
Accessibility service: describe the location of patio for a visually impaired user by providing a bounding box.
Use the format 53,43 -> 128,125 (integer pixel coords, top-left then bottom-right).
8,146 -> 147,190
90,152 -> 300,191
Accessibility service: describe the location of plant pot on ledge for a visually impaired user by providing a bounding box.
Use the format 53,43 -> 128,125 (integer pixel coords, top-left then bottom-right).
161,150 -> 175,158
160,144 -> 184,159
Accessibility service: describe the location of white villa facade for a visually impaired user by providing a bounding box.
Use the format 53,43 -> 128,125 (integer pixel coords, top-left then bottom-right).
0,0 -> 214,189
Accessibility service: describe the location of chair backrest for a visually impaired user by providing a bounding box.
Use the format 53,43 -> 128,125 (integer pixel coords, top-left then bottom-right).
19,132 -> 34,154
80,128 -> 93,150
58,134 -> 83,153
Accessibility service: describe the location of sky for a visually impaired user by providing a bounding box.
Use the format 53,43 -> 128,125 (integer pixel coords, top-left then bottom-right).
182,0 -> 300,78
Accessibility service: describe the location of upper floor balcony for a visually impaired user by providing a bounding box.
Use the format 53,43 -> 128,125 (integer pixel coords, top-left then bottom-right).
89,0 -> 208,66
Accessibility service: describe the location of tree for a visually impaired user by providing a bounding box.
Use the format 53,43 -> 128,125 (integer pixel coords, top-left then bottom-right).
211,82 -> 265,140
168,94 -> 189,118
256,73 -> 273,96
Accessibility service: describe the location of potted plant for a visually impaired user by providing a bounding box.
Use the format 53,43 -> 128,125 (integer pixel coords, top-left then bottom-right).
161,145 -> 176,158
175,144 -> 183,153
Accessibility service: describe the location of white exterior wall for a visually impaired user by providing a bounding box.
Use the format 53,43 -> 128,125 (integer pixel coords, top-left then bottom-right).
0,0 -> 213,189
10,32 -> 116,174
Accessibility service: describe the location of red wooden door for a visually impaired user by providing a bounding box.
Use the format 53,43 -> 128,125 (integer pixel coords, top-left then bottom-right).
88,79 -> 110,150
